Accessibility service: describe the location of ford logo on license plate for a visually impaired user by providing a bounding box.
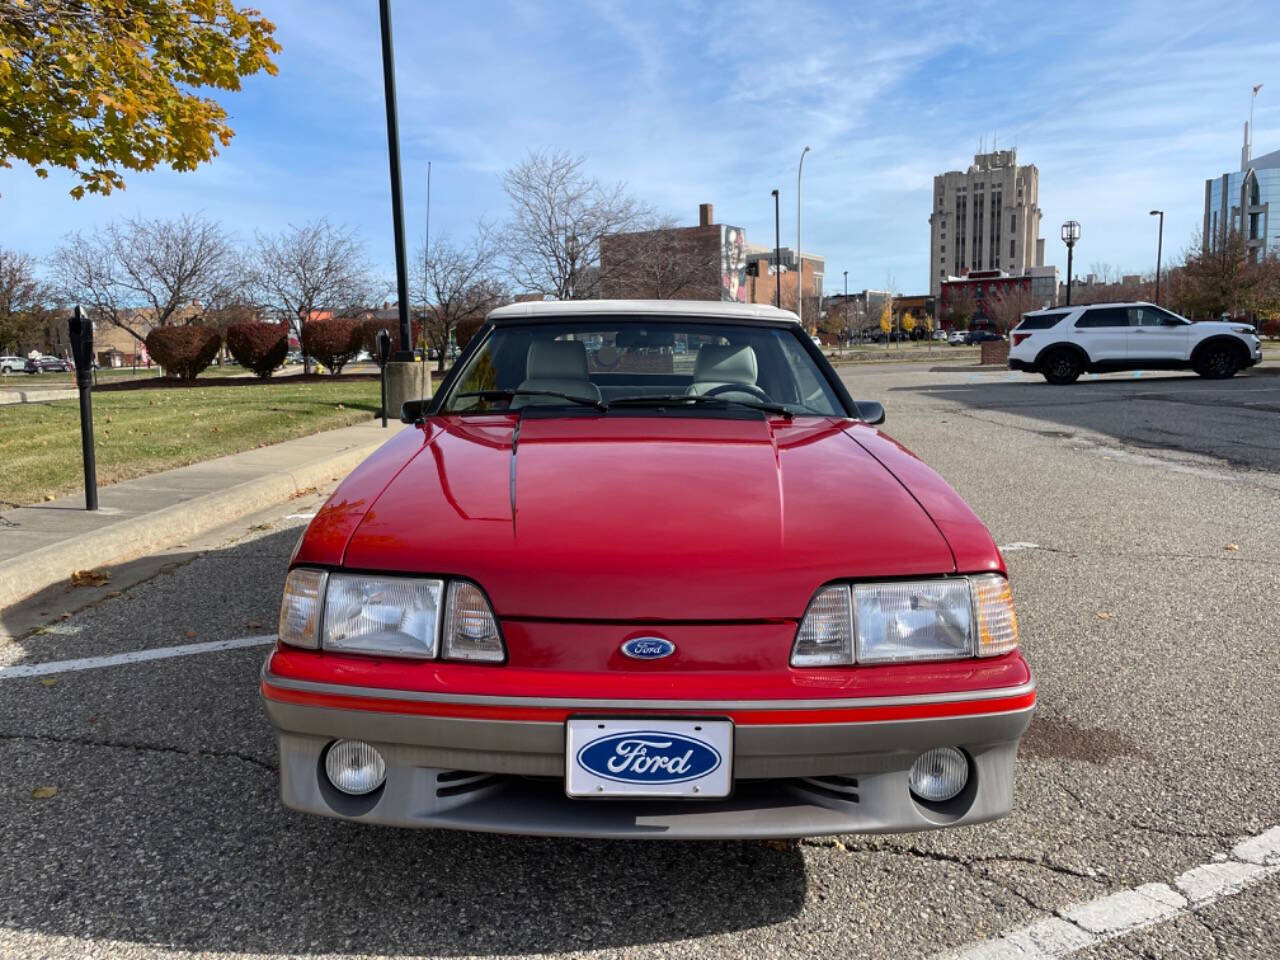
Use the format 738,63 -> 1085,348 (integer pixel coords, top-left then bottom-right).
621,637 -> 675,659
576,731 -> 722,784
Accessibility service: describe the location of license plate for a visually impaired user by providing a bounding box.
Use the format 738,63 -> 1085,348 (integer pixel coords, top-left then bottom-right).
565,718 -> 733,798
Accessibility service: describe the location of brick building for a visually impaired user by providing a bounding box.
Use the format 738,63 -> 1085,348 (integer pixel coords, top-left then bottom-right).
940,270 -> 1032,329
600,204 -> 748,303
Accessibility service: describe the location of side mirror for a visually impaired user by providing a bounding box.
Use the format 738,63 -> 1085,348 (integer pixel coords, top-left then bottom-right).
855,400 -> 885,425
400,398 -> 429,423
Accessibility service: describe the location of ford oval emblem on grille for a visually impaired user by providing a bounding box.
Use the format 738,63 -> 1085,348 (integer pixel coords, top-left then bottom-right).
621,637 -> 675,659
577,731 -> 721,784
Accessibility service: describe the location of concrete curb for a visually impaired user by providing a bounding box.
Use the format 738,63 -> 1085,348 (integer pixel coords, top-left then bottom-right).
0,437 -> 385,612
0,387 -> 78,405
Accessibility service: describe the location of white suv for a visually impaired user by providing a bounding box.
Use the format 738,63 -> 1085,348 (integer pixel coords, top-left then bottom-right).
1008,302 -> 1262,384
1,355 -> 26,374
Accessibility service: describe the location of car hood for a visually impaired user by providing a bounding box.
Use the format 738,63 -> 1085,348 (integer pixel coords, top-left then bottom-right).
329,415 -> 977,621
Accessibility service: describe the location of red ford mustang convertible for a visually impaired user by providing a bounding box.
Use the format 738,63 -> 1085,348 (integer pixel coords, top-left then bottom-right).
261,300 -> 1034,838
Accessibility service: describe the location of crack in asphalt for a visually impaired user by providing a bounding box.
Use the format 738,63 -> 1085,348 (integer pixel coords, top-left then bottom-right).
0,730 -> 276,772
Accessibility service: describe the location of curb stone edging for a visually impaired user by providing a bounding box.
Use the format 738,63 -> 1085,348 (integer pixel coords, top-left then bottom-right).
0,439 -> 384,612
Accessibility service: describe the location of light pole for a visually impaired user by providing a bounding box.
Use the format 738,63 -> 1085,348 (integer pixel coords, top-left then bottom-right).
843,270 -> 849,344
1149,210 -> 1164,305
797,145 -> 810,327
771,189 -> 781,308
377,0 -> 411,359
1061,220 -> 1080,306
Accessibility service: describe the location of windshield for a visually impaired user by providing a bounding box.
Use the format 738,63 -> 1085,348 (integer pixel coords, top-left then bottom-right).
439,319 -> 846,417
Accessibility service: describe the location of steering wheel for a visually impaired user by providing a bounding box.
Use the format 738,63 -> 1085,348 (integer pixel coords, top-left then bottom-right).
703,382 -> 772,402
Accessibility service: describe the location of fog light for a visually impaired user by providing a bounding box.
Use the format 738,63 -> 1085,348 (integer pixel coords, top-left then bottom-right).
908,746 -> 968,802
324,739 -> 386,795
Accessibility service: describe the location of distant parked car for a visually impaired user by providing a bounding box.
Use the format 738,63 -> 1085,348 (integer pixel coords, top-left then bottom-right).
25,356 -> 72,374
948,331 -> 967,346
1008,301 -> 1263,384
932,329 -> 948,341
965,330 -> 1004,345
1,355 -> 25,373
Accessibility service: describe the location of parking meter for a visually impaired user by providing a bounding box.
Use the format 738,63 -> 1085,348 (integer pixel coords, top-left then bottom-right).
67,306 -> 98,510
376,328 -> 391,428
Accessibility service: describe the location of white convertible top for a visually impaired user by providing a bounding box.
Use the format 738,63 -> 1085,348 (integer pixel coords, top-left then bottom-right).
488,299 -> 801,324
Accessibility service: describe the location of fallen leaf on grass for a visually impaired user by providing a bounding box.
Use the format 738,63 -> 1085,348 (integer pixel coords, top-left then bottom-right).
31,786 -> 58,799
1224,544 -> 1240,552
1097,611 -> 1115,620
70,568 -> 110,588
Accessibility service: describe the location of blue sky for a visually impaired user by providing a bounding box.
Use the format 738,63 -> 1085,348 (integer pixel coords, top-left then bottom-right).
1,0 -> 1277,295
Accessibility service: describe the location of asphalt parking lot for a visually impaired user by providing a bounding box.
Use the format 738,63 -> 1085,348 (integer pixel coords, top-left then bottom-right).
2,361 -> 1278,959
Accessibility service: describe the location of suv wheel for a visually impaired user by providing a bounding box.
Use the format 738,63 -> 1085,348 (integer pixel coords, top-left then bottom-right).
1194,343 -> 1241,379
1042,349 -> 1083,385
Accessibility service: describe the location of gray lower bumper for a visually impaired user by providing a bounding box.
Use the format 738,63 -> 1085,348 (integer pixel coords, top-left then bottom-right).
266,698 -> 1032,839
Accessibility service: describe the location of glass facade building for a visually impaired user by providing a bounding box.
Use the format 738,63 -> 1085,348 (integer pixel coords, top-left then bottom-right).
1204,145 -> 1280,260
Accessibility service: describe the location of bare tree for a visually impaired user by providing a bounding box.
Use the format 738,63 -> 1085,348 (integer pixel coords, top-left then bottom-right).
49,213 -> 237,344
0,247 -> 55,352
500,150 -> 649,299
249,220 -> 371,371
600,216 -> 724,300
985,284 -> 1041,333
414,228 -> 506,372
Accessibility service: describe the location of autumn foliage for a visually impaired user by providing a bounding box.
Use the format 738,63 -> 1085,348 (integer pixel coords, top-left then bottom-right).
1,0 -> 281,198
226,321 -> 289,378
145,324 -> 222,381
302,317 -> 363,373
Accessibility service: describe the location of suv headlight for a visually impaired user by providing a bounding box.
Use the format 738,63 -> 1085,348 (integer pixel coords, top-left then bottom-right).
277,569 -> 506,662
790,574 -> 1019,666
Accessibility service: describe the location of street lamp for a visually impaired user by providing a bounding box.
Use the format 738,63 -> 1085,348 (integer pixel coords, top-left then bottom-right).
1060,220 -> 1081,306
843,269 -> 849,342
797,145 -> 810,327
1149,210 -> 1164,305
771,189 -> 781,308
377,0 -> 411,359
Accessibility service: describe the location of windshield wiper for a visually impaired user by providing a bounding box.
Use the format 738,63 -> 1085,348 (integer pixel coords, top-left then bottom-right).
456,389 -> 606,411
606,394 -> 793,418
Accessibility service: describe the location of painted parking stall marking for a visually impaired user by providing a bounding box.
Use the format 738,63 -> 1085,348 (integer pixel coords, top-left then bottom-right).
939,826 -> 1280,959
0,634 -> 276,680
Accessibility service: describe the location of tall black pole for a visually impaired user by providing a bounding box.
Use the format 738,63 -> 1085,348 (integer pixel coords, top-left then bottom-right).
1065,242 -> 1074,306
378,0 -> 412,360
1153,211 -> 1164,305
771,189 -> 781,308
68,306 -> 97,511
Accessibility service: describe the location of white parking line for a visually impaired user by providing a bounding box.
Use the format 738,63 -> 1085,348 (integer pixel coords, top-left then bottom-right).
0,635 -> 276,680
285,513 -> 316,520
938,826 -> 1280,959
999,542 -> 1040,553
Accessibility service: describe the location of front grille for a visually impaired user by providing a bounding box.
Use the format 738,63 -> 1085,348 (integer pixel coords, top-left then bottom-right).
434,770 -> 503,798
794,775 -> 860,804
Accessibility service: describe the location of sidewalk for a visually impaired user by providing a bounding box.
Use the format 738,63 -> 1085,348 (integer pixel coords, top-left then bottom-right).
0,418 -> 407,611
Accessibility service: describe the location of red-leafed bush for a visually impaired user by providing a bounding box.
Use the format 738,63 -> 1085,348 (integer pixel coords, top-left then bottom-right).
226,321 -> 289,378
145,324 -> 222,381
302,316 -> 363,373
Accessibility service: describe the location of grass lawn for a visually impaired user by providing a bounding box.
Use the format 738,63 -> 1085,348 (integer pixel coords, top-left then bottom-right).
0,379 -> 382,507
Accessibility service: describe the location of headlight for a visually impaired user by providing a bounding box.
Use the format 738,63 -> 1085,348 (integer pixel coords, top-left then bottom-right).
855,579 -> 974,664
279,568 -> 327,648
790,575 -> 1019,666
322,573 -> 443,658
276,568 -> 507,662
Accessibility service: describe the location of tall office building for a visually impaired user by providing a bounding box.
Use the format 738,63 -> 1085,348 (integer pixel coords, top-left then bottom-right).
928,149 -> 1044,297
1204,123 -> 1278,260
